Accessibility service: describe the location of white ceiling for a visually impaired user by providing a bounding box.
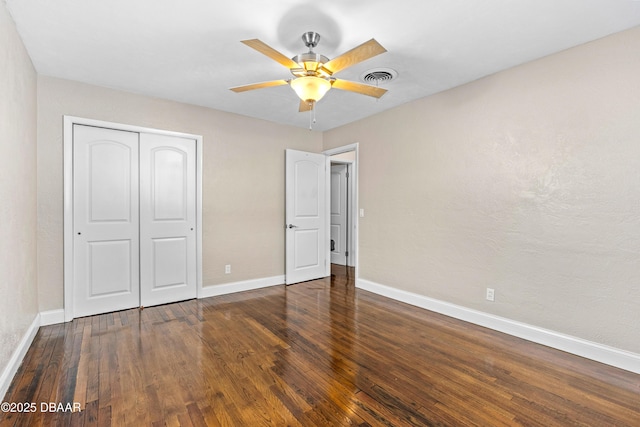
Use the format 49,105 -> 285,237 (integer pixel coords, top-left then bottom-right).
6,0 -> 640,131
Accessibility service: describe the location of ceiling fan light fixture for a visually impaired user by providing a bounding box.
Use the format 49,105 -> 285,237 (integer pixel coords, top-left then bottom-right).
233,32 -> 388,115
290,76 -> 331,103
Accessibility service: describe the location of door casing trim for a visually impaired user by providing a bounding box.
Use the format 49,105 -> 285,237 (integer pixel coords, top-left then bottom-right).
323,143 -> 359,279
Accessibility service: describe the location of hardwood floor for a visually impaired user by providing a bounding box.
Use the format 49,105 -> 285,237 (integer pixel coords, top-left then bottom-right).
2,265 -> 639,426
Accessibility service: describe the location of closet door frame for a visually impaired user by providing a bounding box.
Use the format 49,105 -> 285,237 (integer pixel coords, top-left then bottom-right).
63,116 -> 203,322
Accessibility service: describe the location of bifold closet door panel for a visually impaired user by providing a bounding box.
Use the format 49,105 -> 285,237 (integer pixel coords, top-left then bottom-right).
73,125 -> 141,317
139,133 -> 197,307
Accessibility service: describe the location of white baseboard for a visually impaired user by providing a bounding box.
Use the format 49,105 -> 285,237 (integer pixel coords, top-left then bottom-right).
39,309 -> 65,326
199,275 -> 285,299
0,314 -> 40,400
357,278 -> 640,375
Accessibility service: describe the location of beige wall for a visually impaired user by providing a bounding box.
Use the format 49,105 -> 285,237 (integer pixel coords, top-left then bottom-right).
324,27 -> 640,354
0,3 -> 39,377
37,76 -> 322,311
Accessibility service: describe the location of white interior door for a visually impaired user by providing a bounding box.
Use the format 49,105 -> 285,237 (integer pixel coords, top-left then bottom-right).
73,125 -> 140,317
139,133 -> 197,307
330,164 -> 348,265
285,149 -> 329,284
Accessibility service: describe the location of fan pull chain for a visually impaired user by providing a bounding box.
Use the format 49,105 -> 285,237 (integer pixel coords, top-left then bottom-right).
308,101 -> 317,130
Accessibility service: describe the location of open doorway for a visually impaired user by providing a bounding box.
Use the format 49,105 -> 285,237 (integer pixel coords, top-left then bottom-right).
330,156 -> 354,267
325,144 -> 359,279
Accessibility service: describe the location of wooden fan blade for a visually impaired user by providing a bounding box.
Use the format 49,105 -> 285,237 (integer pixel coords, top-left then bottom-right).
241,39 -> 300,69
230,80 -> 289,93
299,100 -> 315,112
322,39 -> 387,75
331,79 -> 387,98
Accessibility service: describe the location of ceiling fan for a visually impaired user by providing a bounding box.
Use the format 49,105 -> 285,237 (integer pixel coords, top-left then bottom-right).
230,32 -> 388,112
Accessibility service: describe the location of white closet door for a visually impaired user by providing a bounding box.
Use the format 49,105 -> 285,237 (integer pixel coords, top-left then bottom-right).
73,125 -> 140,317
139,133 -> 197,307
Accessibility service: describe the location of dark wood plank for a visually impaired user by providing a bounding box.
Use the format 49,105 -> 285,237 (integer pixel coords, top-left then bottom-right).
1,265 -> 639,426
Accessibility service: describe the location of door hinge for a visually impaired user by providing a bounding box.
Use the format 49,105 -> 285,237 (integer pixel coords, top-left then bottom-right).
346,172 -> 349,178
345,251 -> 349,257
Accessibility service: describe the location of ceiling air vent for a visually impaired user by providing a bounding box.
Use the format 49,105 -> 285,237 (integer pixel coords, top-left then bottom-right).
360,68 -> 398,85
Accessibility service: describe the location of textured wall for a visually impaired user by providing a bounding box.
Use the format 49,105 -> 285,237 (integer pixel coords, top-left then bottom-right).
323,27 -> 640,354
0,3 -> 38,382
37,76 -> 322,311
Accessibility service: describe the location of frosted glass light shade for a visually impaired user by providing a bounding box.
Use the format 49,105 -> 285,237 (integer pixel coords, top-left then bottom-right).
290,76 -> 331,102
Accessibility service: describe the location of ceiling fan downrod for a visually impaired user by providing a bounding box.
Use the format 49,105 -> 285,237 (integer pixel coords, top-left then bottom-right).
302,31 -> 321,51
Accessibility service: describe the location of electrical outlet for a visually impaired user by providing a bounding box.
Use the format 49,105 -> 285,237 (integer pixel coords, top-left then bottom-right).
486,288 -> 495,302
225,264 -> 231,274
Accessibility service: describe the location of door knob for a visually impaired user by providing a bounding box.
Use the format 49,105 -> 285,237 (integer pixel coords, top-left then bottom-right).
288,224 -> 298,229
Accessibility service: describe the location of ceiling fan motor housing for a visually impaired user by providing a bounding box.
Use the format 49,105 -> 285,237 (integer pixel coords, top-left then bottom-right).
291,52 -> 330,76
291,33 -> 331,78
